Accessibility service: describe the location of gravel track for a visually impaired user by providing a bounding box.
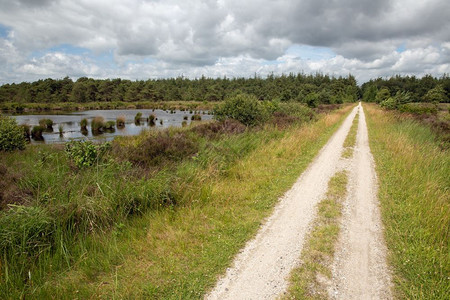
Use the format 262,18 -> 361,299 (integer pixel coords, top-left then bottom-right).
206,106 -> 359,300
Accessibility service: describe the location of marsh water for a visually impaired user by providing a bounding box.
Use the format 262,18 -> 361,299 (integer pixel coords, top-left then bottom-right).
10,109 -> 212,143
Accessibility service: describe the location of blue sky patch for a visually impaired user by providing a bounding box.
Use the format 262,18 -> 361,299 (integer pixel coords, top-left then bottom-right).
0,23 -> 11,38
286,45 -> 336,60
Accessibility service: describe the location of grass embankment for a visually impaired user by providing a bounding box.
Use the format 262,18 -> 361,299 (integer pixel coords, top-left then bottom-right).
0,100 -> 214,113
365,104 -> 449,299
0,104 -> 354,298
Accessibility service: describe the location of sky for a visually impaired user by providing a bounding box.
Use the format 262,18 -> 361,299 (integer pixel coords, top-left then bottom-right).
0,0 -> 449,85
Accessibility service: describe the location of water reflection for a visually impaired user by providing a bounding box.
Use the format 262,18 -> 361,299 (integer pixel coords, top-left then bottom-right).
11,109 -> 212,143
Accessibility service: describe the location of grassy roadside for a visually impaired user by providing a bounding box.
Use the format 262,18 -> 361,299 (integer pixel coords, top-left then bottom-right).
284,171 -> 349,299
20,105 -> 354,298
364,104 -> 449,299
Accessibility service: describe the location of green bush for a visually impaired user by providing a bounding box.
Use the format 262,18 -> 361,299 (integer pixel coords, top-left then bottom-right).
91,116 -> 105,132
398,103 -> 438,115
380,97 -> 398,110
65,140 -> 111,168
80,118 -> 88,130
105,121 -> 116,130
214,94 -> 270,126
0,116 -> 26,151
135,112 -> 142,124
38,118 -> 53,129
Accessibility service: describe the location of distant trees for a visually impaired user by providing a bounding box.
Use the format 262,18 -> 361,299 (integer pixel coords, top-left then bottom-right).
361,74 -> 450,103
0,73 -> 359,106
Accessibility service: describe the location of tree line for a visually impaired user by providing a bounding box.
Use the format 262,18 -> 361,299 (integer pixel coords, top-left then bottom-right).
0,73 -> 359,107
361,74 -> 450,104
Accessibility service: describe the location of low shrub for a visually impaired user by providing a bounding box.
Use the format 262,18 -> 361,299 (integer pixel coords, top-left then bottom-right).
0,116 -> 26,151
398,103 -> 438,115
192,119 -> 246,139
65,140 -> 111,168
214,94 -> 271,126
114,131 -> 199,168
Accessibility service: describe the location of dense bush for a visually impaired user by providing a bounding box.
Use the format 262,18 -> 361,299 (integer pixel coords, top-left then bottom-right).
39,118 -> 53,129
214,94 -> 271,126
0,116 -> 26,151
398,103 -> 438,115
65,140 -> 111,168
91,116 -> 105,132
80,118 -> 88,130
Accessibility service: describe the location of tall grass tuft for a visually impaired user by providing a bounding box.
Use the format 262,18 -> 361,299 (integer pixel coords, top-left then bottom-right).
116,116 -> 126,128
135,112 -> 142,125
191,114 -> 202,121
91,116 -> 105,133
148,114 -> 156,126
58,124 -> 64,137
80,118 -> 88,131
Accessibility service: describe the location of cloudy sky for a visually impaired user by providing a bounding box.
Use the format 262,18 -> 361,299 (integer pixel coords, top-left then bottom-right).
0,0 -> 449,84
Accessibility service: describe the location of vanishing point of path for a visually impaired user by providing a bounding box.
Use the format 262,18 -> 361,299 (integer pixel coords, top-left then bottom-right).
206,103 -> 392,300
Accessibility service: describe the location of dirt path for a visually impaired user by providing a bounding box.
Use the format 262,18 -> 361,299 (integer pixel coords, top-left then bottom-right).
328,104 -> 392,299
206,106 -> 359,300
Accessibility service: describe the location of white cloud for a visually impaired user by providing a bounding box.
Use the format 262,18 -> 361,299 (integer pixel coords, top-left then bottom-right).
0,0 -> 449,84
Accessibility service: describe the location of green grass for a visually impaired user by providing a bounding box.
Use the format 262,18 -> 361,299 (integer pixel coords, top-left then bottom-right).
0,104 -> 354,298
364,104 -> 449,299
341,111 -> 359,158
284,171 -> 349,299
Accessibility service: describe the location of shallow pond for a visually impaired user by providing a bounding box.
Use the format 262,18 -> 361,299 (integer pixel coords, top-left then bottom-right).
10,109 -> 212,143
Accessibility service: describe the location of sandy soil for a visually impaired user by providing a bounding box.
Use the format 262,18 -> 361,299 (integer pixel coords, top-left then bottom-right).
206,106 -> 359,300
328,104 -> 392,299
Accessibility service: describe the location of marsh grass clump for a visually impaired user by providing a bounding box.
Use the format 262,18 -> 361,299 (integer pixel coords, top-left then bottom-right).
39,118 -> 54,130
135,112 -> 142,125
20,124 -> 31,142
58,124 -> 64,137
0,116 -> 26,151
182,121 -> 187,127
116,116 -> 126,128
80,118 -> 88,130
191,114 -> 202,121
31,125 -> 44,141
148,114 -> 156,126
105,120 -> 116,131
183,115 -> 188,120
91,116 -> 105,133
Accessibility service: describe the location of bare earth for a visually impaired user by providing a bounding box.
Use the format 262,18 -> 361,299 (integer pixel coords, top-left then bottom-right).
328,104 -> 392,299
206,106 -> 359,300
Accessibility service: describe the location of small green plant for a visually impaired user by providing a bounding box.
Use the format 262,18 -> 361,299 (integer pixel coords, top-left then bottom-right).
65,140 -> 111,168
0,116 -> 26,151
58,124 -> 64,137
183,115 -> 188,120
80,118 -> 88,130
31,125 -> 44,141
191,114 -> 202,121
181,121 -> 187,127
91,116 -> 105,132
135,112 -> 142,124
116,116 -> 126,128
